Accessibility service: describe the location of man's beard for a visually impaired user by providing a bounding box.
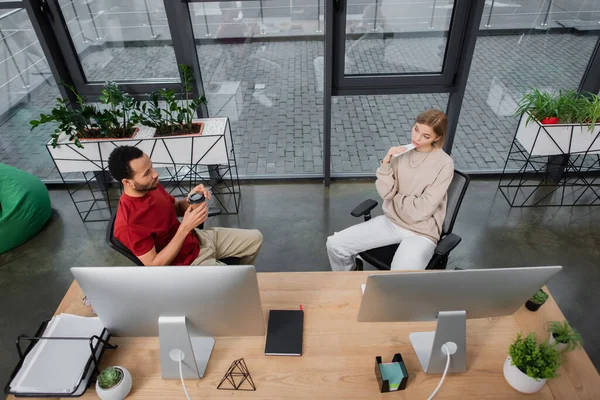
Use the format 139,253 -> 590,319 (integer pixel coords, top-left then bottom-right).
133,181 -> 159,192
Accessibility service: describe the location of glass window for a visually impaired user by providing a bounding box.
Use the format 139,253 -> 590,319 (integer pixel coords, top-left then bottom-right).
190,1 -> 325,176
58,0 -> 179,82
454,16 -> 599,172
0,8 -> 52,118
344,0 -> 454,75
331,93 -> 449,174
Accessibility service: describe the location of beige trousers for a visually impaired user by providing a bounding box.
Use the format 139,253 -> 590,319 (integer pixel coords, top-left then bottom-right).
191,227 -> 263,266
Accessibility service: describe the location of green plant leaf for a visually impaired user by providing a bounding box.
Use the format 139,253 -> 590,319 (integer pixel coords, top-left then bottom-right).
509,333 -> 560,380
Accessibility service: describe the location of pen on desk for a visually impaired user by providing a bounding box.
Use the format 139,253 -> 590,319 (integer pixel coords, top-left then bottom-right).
299,304 -> 303,311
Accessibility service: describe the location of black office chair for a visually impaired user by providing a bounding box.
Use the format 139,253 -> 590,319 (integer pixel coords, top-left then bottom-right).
107,206 -> 240,266
351,170 -> 470,271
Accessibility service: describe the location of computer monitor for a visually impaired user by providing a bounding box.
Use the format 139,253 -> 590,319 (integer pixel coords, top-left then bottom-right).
71,265 -> 265,380
357,266 -> 562,375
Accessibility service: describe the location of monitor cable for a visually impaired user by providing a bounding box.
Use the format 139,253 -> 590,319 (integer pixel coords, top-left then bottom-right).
178,350 -> 192,400
427,343 -> 452,400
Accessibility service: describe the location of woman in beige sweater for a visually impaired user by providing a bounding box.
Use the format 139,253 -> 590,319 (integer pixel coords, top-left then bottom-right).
327,109 -> 454,271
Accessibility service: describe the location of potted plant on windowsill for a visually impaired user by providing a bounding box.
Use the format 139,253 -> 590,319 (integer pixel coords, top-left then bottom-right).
95,366 -> 132,400
503,333 -> 560,394
547,320 -> 583,352
525,288 -> 549,312
514,89 -> 600,156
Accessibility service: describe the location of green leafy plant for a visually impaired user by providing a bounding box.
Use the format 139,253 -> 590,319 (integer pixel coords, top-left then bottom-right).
515,88 -> 559,125
97,81 -> 139,138
98,367 -> 123,390
529,289 -> 549,305
509,333 -> 560,380
178,64 -> 206,131
516,89 -> 600,131
547,321 -> 584,352
30,84 -> 99,148
555,90 -> 588,125
135,65 -> 206,136
584,93 -> 600,132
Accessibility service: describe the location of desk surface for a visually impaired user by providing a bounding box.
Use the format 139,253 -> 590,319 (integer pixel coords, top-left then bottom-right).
9,271 -> 600,399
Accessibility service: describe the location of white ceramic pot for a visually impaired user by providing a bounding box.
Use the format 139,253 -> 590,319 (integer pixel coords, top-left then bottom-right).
503,356 -> 546,394
549,333 -> 568,351
95,366 -> 132,400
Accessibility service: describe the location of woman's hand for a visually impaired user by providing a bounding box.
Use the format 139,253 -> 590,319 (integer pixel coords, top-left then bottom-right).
383,146 -> 408,164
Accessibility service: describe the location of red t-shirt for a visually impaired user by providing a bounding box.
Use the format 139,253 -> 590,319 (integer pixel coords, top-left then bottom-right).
114,184 -> 200,265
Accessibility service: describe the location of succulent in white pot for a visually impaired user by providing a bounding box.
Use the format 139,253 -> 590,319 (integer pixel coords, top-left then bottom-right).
503,333 -> 560,394
96,366 -> 132,400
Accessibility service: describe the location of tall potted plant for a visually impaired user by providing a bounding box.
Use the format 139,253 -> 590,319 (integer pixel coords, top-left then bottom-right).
547,320 -> 583,352
95,366 -> 132,400
503,333 -> 560,394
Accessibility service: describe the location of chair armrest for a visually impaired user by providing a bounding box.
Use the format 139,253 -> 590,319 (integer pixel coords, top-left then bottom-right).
434,233 -> 461,256
208,207 -> 222,217
351,199 -> 378,218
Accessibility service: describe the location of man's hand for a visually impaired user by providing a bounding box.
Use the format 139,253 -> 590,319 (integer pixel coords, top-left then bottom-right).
180,202 -> 209,233
188,184 -> 212,201
383,146 -> 408,164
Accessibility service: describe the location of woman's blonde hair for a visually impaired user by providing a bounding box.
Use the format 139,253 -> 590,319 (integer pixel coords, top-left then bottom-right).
415,109 -> 448,148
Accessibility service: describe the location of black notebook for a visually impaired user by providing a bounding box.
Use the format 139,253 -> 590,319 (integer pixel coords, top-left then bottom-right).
264,310 -> 304,356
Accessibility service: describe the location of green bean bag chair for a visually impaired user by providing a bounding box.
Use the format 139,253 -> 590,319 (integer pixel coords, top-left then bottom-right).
0,163 -> 52,254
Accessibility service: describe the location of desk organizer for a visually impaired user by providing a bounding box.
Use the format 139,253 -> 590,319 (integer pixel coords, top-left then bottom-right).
374,353 -> 409,393
4,320 -> 117,398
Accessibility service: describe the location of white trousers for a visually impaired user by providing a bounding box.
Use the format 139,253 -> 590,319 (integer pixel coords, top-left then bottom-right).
326,215 -> 436,271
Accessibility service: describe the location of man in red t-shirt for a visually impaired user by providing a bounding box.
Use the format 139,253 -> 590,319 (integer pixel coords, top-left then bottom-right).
107,146 -> 263,266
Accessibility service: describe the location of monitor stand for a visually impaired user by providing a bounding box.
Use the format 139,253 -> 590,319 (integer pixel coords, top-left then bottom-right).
409,310 -> 466,374
158,316 -> 215,379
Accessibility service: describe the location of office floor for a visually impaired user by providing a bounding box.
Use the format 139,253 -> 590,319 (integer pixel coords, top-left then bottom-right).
1,178 -> 599,392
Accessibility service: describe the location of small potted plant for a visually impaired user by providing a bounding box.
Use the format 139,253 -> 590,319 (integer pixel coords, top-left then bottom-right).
525,288 -> 549,312
547,320 -> 584,352
96,366 -> 132,400
503,333 -> 560,394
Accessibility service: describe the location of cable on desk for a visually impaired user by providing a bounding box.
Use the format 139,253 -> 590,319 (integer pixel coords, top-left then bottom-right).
427,343 -> 451,400
178,350 -> 192,400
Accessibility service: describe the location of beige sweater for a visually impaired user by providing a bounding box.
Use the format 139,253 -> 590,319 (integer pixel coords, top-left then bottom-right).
375,149 -> 454,243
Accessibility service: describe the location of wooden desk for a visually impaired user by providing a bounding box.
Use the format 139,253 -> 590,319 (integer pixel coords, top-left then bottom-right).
10,272 -> 600,399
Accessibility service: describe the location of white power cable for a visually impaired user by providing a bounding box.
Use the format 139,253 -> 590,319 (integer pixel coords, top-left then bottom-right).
178,350 -> 192,400
427,343 -> 451,400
